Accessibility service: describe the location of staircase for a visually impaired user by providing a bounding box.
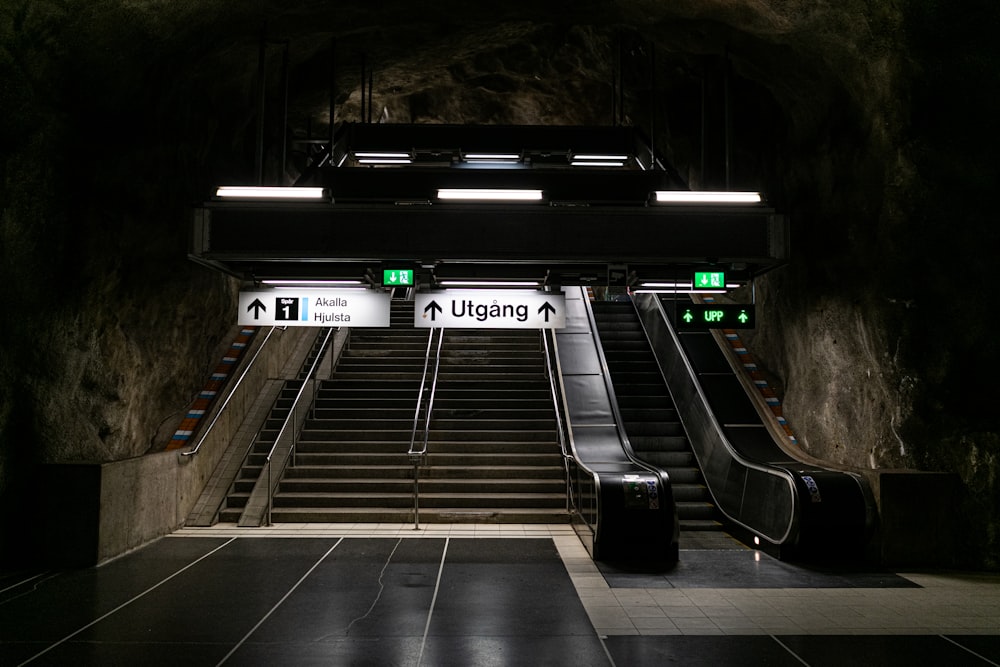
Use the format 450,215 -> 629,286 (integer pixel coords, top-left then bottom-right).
268,301 -> 568,523
218,329 -> 334,523
591,300 -> 722,531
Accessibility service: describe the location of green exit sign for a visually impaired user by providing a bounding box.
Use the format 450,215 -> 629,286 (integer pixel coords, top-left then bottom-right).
383,269 -> 414,286
693,271 -> 726,290
676,304 -> 755,329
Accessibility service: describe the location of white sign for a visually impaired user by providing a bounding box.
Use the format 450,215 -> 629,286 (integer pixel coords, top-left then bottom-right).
414,290 -> 565,329
238,289 -> 390,327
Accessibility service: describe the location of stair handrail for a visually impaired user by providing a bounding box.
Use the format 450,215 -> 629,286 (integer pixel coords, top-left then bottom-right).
419,329 -> 445,456
264,326 -> 336,525
541,328 -> 576,513
408,327 -> 443,459
298,327 -> 349,466
408,327 -> 444,529
182,326 -> 276,457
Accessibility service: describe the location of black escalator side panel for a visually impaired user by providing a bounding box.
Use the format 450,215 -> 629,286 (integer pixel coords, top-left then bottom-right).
697,375 -> 760,425
677,332 -> 733,374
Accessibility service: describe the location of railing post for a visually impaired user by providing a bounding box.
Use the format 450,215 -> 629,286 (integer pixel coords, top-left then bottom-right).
411,458 -> 421,530
266,460 -> 272,527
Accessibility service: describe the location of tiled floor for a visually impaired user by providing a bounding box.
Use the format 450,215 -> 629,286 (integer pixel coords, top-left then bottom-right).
175,523 -> 1000,637
4,524 -> 999,666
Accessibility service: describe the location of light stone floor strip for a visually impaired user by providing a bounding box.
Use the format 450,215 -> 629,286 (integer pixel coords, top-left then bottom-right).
171,524 -> 1000,637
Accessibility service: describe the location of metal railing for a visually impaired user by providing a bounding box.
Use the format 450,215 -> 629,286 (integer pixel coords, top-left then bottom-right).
263,327 -> 336,525
407,327 -> 444,529
182,326 -> 277,457
541,328 -> 576,513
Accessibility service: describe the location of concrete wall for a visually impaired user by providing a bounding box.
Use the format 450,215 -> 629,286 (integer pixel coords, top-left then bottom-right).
37,326 -> 310,567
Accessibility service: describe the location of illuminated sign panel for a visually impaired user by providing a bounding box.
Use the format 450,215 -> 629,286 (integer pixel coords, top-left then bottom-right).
238,289 -> 390,327
693,271 -> 726,290
676,304 -> 755,329
414,290 -> 565,329
382,269 -> 414,286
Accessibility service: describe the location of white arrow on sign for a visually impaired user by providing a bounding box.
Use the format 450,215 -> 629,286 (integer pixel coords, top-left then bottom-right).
414,290 -> 566,329
238,289 -> 390,327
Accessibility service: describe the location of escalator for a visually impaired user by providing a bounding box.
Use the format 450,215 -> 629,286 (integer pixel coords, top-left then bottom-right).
627,292 -> 875,559
591,301 -> 721,532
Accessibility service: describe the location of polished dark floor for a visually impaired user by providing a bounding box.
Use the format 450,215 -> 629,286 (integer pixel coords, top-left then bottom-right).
597,549 -> 918,589
2,536 -> 998,666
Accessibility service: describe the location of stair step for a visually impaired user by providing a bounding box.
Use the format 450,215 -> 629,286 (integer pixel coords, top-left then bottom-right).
671,483 -> 712,502
294,452 -> 562,466
280,479 -> 565,494
596,300 -> 722,528
299,430 -> 556,443
267,507 -> 571,524
273,492 -> 567,509
659,467 -> 703,485
679,519 -> 724,531
285,465 -> 566,479
676,501 -> 718,520
297,441 -> 559,455
220,319 -> 564,525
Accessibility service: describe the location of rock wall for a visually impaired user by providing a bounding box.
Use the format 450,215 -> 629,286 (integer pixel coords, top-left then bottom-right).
1,0 -> 997,567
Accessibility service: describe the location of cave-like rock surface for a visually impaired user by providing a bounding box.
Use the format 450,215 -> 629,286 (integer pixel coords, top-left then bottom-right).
1,0 -> 997,567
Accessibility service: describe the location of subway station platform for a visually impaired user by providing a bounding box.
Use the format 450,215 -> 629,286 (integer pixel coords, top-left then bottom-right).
3,525 -> 999,666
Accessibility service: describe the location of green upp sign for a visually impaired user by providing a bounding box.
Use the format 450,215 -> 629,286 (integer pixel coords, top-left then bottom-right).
676,304 -> 755,329
693,271 -> 725,290
383,269 -> 414,286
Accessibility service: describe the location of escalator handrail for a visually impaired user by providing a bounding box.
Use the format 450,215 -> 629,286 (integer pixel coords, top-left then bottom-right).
542,328 -> 577,511
541,329 -> 570,461
638,292 -> 799,544
581,293 -> 671,477
182,326 -> 276,457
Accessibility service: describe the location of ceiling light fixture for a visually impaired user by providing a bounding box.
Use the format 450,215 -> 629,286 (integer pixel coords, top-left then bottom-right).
639,282 -> 693,289
570,161 -> 625,167
358,158 -> 413,165
354,151 -> 411,159
654,191 -> 762,204
632,289 -> 729,295
573,154 -> 629,161
464,153 -> 520,161
437,280 -> 542,287
261,279 -> 365,286
216,186 -> 326,200
437,188 -> 544,201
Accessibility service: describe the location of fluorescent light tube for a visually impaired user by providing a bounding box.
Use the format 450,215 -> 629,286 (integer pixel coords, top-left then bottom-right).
570,161 -> 625,167
358,158 -> 413,164
261,279 -> 364,286
573,154 -> 629,161
437,188 -> 543,201
464,153 -> 520,160
654,191 -> 762,204
640,282 -> 693,289
354,152 -> 411,159
632,289 -> 729,295
216,186 -> 325,200
438,280 -> 541,287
